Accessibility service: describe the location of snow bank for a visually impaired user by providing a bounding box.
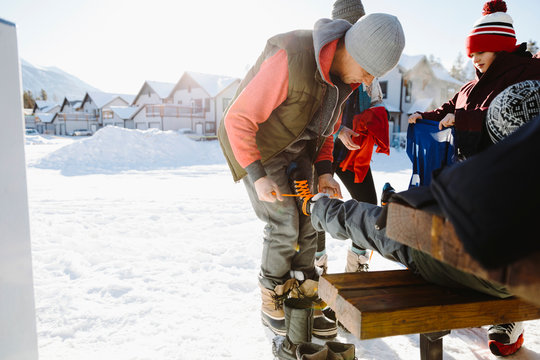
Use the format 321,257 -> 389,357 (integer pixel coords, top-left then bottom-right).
25,134 -> 60,145
33,126 -> 226,175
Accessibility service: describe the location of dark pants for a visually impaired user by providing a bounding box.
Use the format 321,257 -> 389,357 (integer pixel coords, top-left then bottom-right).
317,167 -> 377,253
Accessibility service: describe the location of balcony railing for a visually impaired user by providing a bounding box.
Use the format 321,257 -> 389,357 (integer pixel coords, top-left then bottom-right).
145,104 -> 205,118
57,112 -> 98,122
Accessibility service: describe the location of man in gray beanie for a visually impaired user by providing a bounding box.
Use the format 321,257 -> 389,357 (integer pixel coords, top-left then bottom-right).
218,12 -> 405,339
315,0 -> 391,277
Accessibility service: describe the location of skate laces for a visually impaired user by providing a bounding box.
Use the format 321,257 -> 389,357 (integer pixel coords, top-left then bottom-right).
273,180 -> 314,216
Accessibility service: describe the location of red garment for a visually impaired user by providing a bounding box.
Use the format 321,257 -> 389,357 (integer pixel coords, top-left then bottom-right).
339,106 -> 389,183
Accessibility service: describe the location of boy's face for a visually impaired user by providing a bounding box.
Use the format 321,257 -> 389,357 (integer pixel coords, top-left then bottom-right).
470,51 -> 497,73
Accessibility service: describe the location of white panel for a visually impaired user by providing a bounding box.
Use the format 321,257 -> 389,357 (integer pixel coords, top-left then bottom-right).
0,18 -> 39,360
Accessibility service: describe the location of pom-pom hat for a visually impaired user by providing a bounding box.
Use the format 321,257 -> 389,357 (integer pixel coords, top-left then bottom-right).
465,0 -> 517,57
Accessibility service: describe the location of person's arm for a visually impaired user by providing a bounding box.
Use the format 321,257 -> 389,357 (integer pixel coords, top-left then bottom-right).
409,92 -> 459,123
224,49 -> 288,173
224,49 -> 289,202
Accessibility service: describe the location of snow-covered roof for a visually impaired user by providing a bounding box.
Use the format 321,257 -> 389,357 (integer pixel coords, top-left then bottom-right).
34,100 -> 60,113
132,81 -> 176,105
85,92 -> 136,108
34,112 -> 56,123
398,54 -> 425,71
175,71 -> 240,98
146,81 -> 175,99
110,106 -> 138,119
406,98 -> 435,114
60,96 -> 83,111
431,63 -> 463,86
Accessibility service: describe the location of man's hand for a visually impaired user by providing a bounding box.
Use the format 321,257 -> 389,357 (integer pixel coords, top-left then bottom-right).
318,173 -> 342,199
254,176 -> 283,203
408,112 -> 422,124
338,126 -> 360,150
438,113 -> 455,130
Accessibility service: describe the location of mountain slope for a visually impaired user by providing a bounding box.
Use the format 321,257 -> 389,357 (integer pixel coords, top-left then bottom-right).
21,59 -> 100,101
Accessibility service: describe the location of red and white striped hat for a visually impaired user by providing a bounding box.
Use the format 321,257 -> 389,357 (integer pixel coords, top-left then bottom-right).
465,0 -> 518,57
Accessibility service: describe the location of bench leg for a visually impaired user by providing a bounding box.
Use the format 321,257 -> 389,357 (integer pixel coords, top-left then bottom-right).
420,331 -> 451,360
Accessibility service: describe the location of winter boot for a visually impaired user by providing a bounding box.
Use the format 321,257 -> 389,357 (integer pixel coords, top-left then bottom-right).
326,341 -> 356,360
275,297 -> 314,360
345,248 -> 370,272
289,279 -> 338,339
488,322 -> 524,356
296,342 -> 328,360
380,182 -> 396,206
260,279 -> 297,336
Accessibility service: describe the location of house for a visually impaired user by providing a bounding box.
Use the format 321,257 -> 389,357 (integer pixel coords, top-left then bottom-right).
130,80 -> 176,130
103,106 -> 138,129
75,91 -> 135,134
133,71 -> 240,135
32,100 -> 61,115
132,80 -> 176,107
53,96 -> 84,135
30,100 -> 61,133
379,54 -> 463,134
34,113 -> 56,134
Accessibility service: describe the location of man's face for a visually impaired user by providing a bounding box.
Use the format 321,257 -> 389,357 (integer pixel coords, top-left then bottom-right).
340,50 -> 375,85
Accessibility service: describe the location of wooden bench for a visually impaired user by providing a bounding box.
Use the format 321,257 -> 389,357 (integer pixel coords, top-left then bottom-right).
319,269 -> 540,360
386,202 -> 540,307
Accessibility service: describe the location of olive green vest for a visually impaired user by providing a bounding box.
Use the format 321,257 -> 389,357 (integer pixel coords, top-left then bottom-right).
218,30 -> 329,182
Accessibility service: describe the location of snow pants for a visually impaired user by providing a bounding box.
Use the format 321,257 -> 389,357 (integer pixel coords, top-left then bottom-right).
311,197 -> 510,298
243,152 -> 317,290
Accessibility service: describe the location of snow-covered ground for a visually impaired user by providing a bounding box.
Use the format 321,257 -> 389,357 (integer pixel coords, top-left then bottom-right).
25,127 -> 540,359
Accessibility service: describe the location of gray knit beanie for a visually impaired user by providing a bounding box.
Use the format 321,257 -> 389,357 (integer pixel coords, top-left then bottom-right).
344,13 -> 405,77
487,80 -> 540,143
332,0 -> 365,24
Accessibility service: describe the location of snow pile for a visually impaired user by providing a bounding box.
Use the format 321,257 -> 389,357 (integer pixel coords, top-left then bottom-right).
33,126 -> 226,175
25,134 -> 60,145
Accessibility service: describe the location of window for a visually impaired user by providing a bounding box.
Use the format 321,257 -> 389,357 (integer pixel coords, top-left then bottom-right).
204,98 -> 210,112
379,81 -> 388,99
405,80 -> 412,103
193,99 -> 202,112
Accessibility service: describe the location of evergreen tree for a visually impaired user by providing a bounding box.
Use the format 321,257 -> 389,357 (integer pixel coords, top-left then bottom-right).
450,52 -> 467,82
527,39 -> 538,55
427,54 -> 442,66
40,89 -> 48,101
23,90 -> 36,109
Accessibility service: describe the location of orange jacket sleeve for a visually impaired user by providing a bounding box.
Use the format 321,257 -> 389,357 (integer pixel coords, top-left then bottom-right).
223,49 -> 289,168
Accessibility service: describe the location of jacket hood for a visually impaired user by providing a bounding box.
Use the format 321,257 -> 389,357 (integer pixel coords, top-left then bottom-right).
313,18 -> 351,84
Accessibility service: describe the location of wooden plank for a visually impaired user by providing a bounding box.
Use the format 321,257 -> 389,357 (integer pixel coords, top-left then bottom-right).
319,270 -> 540,339
386,202 -> 540,306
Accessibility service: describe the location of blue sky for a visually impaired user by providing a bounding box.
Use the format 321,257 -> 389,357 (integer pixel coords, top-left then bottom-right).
2,0 -> 539,94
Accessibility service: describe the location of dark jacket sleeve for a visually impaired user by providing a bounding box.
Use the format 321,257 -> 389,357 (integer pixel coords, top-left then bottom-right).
419,91 -> 459,122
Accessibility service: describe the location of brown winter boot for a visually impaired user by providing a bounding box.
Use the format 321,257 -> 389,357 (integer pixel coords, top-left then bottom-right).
289,279 -> 337,339
275,297 -> 314,360
326,341 -> 356,360
260,279 -> 297,336
296,342 -> 328,359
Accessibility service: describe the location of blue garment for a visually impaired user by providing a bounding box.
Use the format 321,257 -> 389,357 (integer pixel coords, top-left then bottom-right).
406,119 -> 455,187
